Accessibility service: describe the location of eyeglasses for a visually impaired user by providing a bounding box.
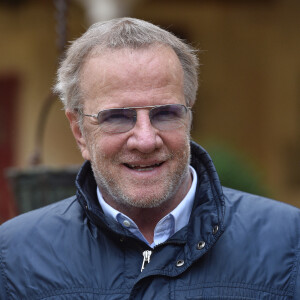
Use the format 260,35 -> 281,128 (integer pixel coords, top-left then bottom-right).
82,104 -> 190,134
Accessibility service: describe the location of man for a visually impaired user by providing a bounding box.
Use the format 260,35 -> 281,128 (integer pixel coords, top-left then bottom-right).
0,18 -> 299,299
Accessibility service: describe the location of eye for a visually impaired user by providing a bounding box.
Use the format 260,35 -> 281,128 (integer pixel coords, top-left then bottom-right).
98,109 -> 135,125
151,105 -> 181,121
98,109 -> 129,124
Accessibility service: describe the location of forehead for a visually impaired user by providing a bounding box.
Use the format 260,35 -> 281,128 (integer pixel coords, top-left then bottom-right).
85,44 -> 182,75
79,45 -> 184,106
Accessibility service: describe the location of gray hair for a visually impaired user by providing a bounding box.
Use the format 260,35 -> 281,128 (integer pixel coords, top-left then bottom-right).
54,17 -> 199,111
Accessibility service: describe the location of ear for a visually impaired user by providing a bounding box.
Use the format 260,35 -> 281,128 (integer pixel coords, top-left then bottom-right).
65,110 -> 91,161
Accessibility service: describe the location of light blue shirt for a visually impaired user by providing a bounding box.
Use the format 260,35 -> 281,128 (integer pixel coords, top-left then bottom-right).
97,166 -> 197,248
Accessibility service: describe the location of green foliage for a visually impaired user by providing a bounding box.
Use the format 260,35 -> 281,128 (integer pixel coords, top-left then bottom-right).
205,143 -> 269,197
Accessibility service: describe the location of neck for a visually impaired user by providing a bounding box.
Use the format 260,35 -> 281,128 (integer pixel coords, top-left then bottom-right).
102,171 -> 193,244
122,205 -> 173,244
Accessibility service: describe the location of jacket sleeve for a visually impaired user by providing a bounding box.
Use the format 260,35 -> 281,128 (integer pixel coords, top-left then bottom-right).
293,212 -> 300,300
0,250 -> 8,299
0,225 -> 9,299
293,241 -> 300,299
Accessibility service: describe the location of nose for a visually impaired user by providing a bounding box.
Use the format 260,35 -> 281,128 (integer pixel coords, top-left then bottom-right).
126,110 -> 163,153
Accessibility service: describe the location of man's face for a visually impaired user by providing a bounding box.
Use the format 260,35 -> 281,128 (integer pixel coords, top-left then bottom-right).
73,46 -> 191,211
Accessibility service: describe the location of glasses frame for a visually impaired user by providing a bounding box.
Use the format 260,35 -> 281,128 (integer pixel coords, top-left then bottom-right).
81,104 -> 191,133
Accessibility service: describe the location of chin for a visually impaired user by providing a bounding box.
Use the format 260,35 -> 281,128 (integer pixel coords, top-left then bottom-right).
112,183 -> 181,209
122,194 -> 170,209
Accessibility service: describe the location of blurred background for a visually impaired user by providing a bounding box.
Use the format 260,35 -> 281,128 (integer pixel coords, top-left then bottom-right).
0,0 -> 299,223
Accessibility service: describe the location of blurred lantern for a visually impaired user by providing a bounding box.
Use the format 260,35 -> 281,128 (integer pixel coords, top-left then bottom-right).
6,166 -> 78,213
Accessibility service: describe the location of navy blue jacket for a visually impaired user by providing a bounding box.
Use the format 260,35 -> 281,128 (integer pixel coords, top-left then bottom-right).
1,142 -> 300,299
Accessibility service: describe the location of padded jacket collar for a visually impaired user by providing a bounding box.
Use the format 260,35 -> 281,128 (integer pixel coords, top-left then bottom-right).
75,141 -> 226,269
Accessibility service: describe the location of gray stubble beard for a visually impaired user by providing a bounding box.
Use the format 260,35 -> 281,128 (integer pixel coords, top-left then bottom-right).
90,141 -> 191,209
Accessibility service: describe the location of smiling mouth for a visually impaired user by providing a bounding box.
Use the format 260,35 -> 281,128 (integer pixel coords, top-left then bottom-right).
124,162 -> 163,171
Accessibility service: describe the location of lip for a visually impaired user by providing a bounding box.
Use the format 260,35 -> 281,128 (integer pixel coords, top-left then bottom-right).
122,160 -> 166,176
124,161 -> 164,171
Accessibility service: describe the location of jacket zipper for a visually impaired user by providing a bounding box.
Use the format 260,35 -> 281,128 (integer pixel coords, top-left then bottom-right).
141,250 -> 152,272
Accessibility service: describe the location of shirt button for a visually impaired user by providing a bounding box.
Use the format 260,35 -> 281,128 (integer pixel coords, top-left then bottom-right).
123,220 -> 131,227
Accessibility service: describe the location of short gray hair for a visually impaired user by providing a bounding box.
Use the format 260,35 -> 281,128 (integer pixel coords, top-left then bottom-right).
54,17 -> 199,111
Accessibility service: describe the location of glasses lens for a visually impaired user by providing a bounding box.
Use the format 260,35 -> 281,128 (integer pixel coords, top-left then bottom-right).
97,108 -> 136,133
150,104 -> 188,131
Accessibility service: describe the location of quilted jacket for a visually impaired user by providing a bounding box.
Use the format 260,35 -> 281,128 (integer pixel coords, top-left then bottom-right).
0,142 -> 299,299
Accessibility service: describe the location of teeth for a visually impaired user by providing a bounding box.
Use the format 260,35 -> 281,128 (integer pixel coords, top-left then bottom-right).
135,167 -> 155,172
126,163 -> 161,171
131,164 -> 158,168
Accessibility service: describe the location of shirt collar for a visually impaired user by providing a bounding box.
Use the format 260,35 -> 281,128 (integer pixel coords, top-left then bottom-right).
97,165 -> 197,246
171,165 -> 197,233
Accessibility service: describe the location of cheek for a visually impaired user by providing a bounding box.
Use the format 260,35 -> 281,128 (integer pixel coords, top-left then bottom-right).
90,135 -> 127,161
162,129 -> 190,150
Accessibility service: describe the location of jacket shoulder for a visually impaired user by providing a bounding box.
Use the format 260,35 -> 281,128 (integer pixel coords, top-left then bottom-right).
221,187 -> 300,299
0,196 -> 80,238
0,196 -> 85,299
223,186 -> 300,218
0,196 -> 83,253
222,186 -> 300,236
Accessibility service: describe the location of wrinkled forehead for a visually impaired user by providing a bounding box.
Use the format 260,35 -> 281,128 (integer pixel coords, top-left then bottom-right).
82,44 -> 183,81
79,45 -> 185,106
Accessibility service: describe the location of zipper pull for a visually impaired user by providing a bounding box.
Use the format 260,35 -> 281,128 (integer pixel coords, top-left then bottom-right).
141,250 -> 152,272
